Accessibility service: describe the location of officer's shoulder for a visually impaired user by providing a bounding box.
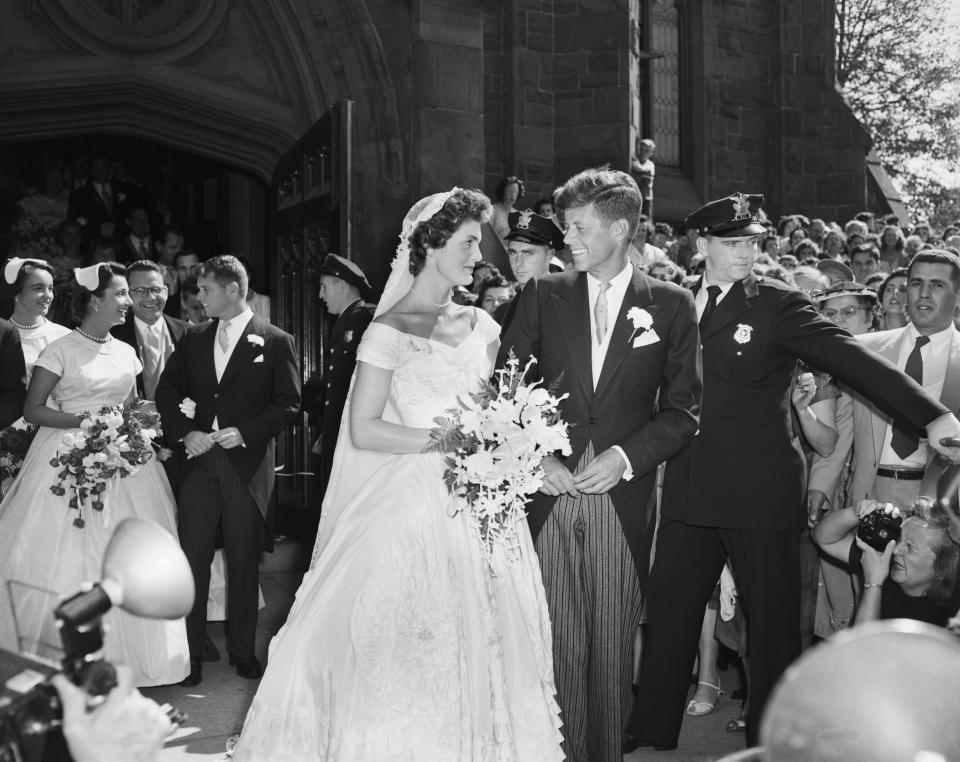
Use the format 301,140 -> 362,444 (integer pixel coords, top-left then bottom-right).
754,274 -> 797,294
347,301 -> 376,320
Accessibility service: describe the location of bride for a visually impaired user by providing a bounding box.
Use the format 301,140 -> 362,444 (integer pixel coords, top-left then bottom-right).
233,189 -> 563,761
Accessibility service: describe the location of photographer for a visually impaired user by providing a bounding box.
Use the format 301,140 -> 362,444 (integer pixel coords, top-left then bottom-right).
50,664 -> 171,762
813,498 -> 960,626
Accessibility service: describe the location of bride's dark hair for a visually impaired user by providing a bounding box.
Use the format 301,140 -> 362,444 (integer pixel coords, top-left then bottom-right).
408,188 -> 492,276
69,262 -> 126,326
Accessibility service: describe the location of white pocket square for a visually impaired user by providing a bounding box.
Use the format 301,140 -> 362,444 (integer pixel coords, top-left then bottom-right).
632,330 -> 660,348
253,355 -> 264,363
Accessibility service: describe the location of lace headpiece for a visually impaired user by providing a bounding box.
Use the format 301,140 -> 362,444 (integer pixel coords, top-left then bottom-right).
375,188 -> 462,318
4,257 -> 46,285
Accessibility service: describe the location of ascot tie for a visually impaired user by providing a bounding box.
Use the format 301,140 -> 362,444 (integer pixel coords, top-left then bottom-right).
594,280 -> 611,345
217,319 -> 231,353
891,335 -> 931,458
699,285 -> 722,332
141,324 -> 162,400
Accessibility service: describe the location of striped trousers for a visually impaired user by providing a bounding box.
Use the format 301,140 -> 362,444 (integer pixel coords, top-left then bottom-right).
534,442 -> 643,762
178,446 -> 265,660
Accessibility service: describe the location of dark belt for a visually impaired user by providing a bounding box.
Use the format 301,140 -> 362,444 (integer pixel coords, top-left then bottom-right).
876,467 -> 924,481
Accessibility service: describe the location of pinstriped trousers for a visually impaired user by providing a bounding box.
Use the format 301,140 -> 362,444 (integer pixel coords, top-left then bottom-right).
534,442 -> 643,762
178,446 -> 265,660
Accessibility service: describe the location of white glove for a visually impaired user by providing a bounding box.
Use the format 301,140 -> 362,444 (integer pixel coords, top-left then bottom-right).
179,397 -> 196,420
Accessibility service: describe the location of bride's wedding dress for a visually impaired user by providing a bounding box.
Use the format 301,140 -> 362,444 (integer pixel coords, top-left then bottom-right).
234,311 -> 563,761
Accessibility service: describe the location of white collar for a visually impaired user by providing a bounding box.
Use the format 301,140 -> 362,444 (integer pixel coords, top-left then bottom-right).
906,321 -> 955,348
587,262 -> 633,291
134,314 -> 164,336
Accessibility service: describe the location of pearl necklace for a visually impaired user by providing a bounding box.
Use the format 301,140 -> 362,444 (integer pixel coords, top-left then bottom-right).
75,327 -> 112,344
408,286 -> 452,308
11,316 -> 44,330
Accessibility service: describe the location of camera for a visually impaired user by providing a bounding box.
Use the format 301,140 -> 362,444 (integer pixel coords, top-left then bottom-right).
0,519 -> 193,762
857,506 -> 903,552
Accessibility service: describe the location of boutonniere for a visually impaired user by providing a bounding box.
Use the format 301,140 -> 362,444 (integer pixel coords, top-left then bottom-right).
247,334 -> 264,347
179,397 -> 196,420
733,324 -> 753,344
626,307 -> 654,343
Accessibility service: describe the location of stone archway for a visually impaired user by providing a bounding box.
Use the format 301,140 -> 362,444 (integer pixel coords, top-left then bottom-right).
0,0 -> 407,254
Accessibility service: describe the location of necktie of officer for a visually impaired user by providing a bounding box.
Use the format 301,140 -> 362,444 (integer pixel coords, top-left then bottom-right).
594,280 -> 611,345
699,285 -> 722,332
890,335 -> 931,458
217,319 -> 231,353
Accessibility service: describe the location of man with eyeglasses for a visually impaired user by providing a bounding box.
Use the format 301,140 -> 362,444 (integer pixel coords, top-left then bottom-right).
112,259 -> 188,402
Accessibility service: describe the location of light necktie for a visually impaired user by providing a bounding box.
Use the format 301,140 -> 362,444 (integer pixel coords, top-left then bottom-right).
890,335 -> 931,458
141,325 -> 161,400
699,285 -> 722,332
218,319 -> 231,353
594,281 -> 611,345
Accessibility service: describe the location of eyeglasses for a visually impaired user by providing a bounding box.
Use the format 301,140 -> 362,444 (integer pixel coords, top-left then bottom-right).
820,306 -> 870,320
130,286 -> 168,297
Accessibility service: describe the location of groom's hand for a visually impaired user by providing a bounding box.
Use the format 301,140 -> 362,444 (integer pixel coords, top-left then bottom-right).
211,426 -> 245,449
573,449 -> 626,494
183,430 -> 215,459
540,455 -> 579,497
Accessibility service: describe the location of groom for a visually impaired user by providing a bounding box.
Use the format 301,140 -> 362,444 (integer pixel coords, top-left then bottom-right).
156,255 -> 300,686
500,167 -> 702,762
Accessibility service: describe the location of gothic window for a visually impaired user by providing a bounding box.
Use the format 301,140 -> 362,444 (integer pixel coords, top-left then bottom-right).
648,0 -> 682,168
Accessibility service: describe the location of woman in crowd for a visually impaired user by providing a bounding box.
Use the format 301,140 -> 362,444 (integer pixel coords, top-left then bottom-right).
490,174 -> 525,249
477,274 -> 514,317
0,262 -> 189,687
878,224 -> 907,272
813,498 -> 960,627
821,229 -> 847,260
233,189 -> 561,760
877,266 -> 909,331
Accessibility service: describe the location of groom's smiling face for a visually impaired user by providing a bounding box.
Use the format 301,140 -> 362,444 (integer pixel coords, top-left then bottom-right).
563,203 -> 620,276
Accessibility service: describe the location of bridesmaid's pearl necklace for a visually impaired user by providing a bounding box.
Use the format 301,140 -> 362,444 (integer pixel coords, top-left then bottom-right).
408,286 -> 452,308
11,316 -> 44,330
75,327 -> 112,344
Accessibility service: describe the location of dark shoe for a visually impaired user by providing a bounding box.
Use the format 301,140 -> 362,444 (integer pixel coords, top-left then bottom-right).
622,731 -> 677,753
179,659 -> 202,687
201,634 -> 221,663
229,654 -> 262,679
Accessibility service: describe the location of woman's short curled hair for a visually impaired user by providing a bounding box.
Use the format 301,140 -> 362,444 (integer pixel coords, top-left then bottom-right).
493,175 -> 525,204
69,262 -> 126,326
407,189 -> 492,276
904,498 -> 960,607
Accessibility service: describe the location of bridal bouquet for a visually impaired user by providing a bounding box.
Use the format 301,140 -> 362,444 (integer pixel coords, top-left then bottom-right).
49,404 -> 163,528
427,351 -> 571,562
0,420 -> 38,495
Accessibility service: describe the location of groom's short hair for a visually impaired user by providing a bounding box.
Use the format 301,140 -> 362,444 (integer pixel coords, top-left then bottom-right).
199,254 -> 249,298
555,166 -> 642,241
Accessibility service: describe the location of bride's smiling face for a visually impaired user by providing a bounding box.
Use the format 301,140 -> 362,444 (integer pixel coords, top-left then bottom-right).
430,219 -> 482,287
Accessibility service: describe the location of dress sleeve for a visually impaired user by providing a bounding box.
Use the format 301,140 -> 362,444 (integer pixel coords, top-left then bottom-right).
34,337 -> 67,378
475,308 -> 503,347
356,323 -> 405,371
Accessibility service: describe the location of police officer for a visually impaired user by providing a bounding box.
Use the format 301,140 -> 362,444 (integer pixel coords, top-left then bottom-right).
625,193 -> 960,751
305,254 -> 375,484
497,209 -> 565,331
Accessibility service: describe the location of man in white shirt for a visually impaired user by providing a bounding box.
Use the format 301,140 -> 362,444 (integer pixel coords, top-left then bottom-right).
809,249 -> 960,511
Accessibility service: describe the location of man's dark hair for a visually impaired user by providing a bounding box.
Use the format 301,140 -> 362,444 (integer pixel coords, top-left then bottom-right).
199,254 -> 248,297
555,166 -> 642,241
126,259 -> 165,279
907,249 -> 960,291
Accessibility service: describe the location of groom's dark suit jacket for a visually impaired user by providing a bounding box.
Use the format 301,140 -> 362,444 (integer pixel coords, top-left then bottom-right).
0,318 -> 26,430
500,266 -> 702,580
155,315 -> 301,528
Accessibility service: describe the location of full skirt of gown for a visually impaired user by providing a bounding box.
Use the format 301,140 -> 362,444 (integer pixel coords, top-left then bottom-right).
233,450 -> 563,761
0,424 -> 190,687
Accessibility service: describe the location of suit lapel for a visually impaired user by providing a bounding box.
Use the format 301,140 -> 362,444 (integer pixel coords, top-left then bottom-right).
551,275 -> 593,401
219,316 -> 261,387
701,276 -> 757,340
596,267 -> 652,396
200,321 -> 219,389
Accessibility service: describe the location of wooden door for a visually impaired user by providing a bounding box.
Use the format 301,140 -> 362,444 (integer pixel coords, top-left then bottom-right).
270,101 -> 353,537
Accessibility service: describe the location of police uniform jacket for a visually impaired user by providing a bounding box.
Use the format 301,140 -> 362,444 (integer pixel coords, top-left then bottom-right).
662,274 -> 948,531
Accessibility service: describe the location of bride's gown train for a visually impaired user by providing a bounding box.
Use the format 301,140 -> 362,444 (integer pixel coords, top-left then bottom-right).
234,313 -> 563,760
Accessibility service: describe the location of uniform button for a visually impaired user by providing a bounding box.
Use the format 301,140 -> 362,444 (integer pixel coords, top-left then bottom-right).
324,400 -> 330,406
328,364 -> 333,371
213,393 -> 219,398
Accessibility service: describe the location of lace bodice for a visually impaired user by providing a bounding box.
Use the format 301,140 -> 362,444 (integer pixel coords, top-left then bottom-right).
356,310 -> 500,428
33,332 -> 142,414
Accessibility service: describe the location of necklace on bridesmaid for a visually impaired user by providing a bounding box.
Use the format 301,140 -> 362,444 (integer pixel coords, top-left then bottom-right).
10,316 -> 44,330
408,286 -> 452,308
75,327 -> 111,344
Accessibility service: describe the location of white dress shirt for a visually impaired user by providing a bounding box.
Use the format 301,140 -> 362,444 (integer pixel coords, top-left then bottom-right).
879,323 -> 955,468
212,308 -> 255,431
694,278 -> 736,321
586,263 -> 635,479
